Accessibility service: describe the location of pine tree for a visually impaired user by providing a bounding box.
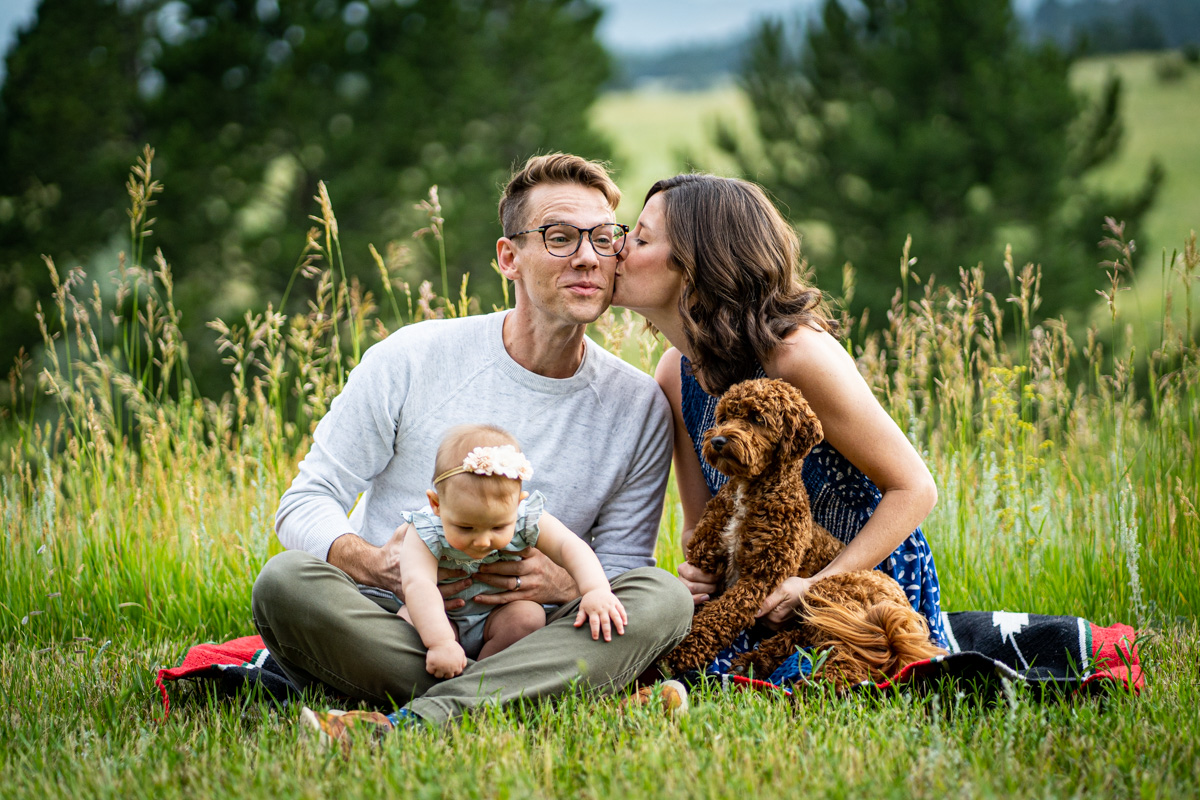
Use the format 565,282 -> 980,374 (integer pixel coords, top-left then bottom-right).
0,0 -> 614,386
716,0 -> 1160,326
0,0 -> 143,338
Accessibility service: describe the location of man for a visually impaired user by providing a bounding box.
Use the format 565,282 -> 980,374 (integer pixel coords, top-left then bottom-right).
252,153 -> 692,735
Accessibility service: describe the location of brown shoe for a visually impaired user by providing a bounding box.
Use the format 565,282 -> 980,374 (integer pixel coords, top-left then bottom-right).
621,679 -> 689,717
300,706 -> 394,756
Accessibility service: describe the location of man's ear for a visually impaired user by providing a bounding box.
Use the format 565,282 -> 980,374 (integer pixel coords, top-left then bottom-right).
496,237 -> 522,281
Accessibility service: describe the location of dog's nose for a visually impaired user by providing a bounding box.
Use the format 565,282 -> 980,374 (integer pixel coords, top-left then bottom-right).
710,436 -> 728,452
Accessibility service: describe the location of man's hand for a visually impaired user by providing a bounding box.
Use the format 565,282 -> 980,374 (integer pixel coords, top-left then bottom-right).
756,575 -> 817,628
473,547 -> 579,606
328,525 -> 470,611
677,561 -> 718,605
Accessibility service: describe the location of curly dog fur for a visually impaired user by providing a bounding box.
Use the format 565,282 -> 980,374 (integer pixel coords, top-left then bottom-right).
664,378 -> 945,687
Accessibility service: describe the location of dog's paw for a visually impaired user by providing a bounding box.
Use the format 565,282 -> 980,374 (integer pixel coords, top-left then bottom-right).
729,652 -> 775,680
664,643 -> 707,676
665,654 -> 700,676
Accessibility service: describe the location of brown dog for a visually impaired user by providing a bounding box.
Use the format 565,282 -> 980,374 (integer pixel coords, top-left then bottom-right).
664,378 -> 945,687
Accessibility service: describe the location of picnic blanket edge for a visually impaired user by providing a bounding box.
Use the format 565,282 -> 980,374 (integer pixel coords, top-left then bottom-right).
155,634 -> 268,718
154,616 -> 1145,715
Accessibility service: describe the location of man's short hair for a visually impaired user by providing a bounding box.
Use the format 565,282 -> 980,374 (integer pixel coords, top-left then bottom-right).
499,153 -> 621,238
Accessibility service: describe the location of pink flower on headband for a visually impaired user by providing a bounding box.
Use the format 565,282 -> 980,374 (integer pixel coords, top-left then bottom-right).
462,445 -> 534,481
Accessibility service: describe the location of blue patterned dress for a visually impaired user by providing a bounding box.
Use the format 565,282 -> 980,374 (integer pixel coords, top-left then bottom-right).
679,358 -> 947,667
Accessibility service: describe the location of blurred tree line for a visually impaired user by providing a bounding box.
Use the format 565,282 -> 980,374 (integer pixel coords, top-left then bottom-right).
1030,0 -> 1200,55
608,37 -> 747,91
0,0 -> 613,394
716,0 -> 1161,327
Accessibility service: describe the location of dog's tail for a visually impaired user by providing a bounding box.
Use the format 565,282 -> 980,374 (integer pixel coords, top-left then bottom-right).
799,596 -> 946,688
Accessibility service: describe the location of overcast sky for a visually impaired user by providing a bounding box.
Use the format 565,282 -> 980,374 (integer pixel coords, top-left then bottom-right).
1,0 -> 1045,78
0,0 -> 39,71
0,0 -> 817,78
598,0 -> 1044,50
597,0 -> 819,52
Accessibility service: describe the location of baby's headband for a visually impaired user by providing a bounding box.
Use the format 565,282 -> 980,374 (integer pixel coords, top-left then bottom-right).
434,445 -> 534,486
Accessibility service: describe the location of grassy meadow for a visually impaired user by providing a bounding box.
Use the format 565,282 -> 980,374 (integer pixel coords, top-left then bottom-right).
592,82 -> 756,213
4,56 -> 1200,795
1072,53 -> 1200,282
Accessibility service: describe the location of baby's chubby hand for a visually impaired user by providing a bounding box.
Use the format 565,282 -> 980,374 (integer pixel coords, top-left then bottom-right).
574,588 -> 628,642
425,641 -> 467,679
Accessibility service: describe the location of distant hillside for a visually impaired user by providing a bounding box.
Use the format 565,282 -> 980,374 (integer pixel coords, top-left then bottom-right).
1028,0 -> 1200,53
606,37 -> 750,91
606,0 -> 1200,91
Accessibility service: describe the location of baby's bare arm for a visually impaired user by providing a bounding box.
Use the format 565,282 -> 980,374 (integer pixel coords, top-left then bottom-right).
398,528 -> 459,649
535,512 -> 610,596
537,512 -> 627,640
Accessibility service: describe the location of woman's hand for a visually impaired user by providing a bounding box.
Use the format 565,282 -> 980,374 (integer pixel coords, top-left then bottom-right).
756,576 -> 817,628
677,561 -> 718,605
425,640 -> 467,679
574,588 -> 628,641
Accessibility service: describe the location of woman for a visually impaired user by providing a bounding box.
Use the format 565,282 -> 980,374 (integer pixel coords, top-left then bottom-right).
613,174 -> 946,655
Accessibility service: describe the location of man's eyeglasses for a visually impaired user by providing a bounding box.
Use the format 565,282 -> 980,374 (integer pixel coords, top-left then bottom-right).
507,223 -> 630,258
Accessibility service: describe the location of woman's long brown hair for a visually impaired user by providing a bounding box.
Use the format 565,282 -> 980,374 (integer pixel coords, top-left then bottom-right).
646,174 -> 838,396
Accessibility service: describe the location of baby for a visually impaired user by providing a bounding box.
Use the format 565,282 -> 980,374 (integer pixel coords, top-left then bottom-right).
397,423 -> 628,679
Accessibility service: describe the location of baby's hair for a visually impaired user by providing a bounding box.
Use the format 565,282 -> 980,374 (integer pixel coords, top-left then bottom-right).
433,424 -> 526,501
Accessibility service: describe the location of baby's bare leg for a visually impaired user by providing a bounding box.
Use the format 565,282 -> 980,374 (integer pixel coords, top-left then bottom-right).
478,600 -> 547,660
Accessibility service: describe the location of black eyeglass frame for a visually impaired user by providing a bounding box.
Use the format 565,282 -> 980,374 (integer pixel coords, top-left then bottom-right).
506,222 -> 630,257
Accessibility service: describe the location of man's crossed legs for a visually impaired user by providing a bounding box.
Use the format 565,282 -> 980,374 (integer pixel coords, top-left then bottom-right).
252,549 -> 692,725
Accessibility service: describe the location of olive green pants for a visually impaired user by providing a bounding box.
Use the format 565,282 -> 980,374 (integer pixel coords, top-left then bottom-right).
251,549 -> 693,724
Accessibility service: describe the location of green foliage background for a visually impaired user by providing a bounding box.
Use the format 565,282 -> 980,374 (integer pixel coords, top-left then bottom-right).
0,0 -> 615,393
716,0 -> 1161,328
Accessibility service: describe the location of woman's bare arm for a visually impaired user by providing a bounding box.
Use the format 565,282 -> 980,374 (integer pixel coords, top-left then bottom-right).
757,325 -> 937,622
656,348 -> 720,603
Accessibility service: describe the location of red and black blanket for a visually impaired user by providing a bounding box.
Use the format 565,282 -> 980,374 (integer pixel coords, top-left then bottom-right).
723,610 -> 1142,696
155,611 -> 1142,716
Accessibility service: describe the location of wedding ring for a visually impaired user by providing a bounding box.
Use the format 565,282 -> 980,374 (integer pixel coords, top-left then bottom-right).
515,576 -> 522,591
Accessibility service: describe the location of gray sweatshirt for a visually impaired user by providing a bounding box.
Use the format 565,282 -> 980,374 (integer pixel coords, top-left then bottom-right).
275,310 -> 672,578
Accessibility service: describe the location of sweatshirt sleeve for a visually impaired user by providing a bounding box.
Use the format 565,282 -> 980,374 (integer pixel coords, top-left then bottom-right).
274,341 -> 408,560
588,385 -> 673,579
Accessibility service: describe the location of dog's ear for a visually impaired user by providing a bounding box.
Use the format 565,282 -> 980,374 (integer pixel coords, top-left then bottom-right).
795,399 -> 823,458
776,382 -> 823,462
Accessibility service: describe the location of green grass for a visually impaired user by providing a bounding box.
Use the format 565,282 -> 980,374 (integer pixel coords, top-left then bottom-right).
4,633 -> 1199,798
3,144 -> 1200,797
